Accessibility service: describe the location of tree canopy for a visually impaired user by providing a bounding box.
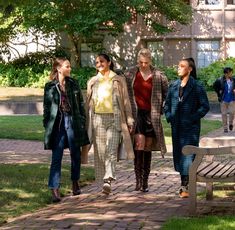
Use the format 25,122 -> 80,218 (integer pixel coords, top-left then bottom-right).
0,0 -> 192,65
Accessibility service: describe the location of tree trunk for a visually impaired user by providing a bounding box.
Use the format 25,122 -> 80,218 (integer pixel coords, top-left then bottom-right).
68,33 -> 81,68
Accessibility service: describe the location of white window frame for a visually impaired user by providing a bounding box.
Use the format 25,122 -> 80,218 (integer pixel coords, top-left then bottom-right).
205,0 -> 220,5
197,40 -> 220,68
147,41 -> 164,66
227,0 -> 235,5
197,0 -> 222,7
81,42 -> 102,67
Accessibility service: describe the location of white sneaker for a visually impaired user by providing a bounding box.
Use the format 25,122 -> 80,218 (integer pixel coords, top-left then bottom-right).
102,180 -> 111,194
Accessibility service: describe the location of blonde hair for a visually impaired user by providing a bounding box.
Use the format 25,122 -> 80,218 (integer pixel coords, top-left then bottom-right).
137,48 -> 152,61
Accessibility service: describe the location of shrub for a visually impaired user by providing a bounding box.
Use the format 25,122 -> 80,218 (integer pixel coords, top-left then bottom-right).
0,49 -> 96,89
158,65 -> 178,83
7,48 -> 70,69
72,67 -> 96,89
198,57 -> 235,90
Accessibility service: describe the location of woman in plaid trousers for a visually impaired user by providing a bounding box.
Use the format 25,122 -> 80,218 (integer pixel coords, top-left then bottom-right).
86,53 -> 134,194
125,48 -> 168,192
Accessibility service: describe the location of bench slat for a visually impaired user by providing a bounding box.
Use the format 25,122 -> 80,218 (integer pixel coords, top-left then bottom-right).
221,164 -> 235,178
228,168 -> 235,177
197,162 -> 213,172
211,164 -> 233,178
197,162 -> 220,177
185,143 -> 235,215
206,163 -> 227,178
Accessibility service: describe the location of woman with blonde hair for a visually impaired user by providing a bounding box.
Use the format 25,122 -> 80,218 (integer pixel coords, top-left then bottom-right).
125,48 -> 168,192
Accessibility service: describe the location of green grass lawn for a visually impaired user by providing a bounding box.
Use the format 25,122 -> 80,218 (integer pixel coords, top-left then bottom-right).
0,115 -> 222,144
0,115 -> 44,141
162,216 -> 235,230
163,118 -> 222,144
0,164 -> 95,226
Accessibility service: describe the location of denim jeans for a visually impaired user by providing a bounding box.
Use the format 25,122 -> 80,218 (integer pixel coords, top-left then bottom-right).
48,114 -> 81,189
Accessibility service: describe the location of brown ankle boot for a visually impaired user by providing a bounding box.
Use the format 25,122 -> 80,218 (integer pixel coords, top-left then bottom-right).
72,181 -> 81,196
51,189 -> 61,203
134,150 -> 143,191
142,151 -> 152,192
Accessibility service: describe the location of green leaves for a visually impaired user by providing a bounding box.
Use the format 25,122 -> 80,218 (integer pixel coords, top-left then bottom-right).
198,57 -> 235,90
0,0 -> 193,66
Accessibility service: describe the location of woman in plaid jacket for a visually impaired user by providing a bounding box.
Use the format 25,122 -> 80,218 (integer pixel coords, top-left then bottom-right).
125,48 -> 168,192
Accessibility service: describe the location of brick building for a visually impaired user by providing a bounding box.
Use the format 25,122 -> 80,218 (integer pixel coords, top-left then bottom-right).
79,0 -> 235,69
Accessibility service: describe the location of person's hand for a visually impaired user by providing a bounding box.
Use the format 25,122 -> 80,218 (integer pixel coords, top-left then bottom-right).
128,125 -> 134,134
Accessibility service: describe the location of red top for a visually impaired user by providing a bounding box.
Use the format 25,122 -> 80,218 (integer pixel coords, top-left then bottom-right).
133,71 -> 152,111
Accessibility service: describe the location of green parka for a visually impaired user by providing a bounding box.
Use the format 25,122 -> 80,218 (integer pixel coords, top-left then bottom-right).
43,77 -> 90,150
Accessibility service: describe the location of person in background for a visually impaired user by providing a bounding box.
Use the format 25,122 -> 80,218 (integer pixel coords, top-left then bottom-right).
86,53 -> 134,195
43,57 -> 89,202
164,57 -> 209,198
125,48 -> 168,192
213,67 -> 235,133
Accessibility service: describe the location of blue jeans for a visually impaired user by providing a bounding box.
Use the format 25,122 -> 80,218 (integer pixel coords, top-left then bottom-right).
48,114 -> 81,189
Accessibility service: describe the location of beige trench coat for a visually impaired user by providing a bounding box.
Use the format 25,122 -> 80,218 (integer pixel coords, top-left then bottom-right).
86,74 -> 135,161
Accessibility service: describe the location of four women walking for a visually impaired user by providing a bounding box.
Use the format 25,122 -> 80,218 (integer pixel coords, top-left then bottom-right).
43,52 -> 210,201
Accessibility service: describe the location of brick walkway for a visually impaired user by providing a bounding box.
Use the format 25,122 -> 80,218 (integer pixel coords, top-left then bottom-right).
0,125 -> 234,230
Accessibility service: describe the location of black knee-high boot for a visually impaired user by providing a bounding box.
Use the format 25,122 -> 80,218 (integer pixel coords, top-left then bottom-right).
142,151 -> 152,192
134,150 -> 143,191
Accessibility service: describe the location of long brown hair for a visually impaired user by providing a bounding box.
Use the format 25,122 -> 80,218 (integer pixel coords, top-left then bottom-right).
49,57 -> 68,81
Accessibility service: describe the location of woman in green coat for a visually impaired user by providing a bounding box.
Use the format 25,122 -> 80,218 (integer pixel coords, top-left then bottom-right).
164,58 -> 209,198
43,57 -> 89,202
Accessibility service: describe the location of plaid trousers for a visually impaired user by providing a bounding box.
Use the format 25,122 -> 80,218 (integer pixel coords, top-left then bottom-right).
92,113 -> 121,182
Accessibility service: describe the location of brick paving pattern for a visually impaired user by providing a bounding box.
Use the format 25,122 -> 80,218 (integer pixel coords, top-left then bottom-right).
0,125 -> 234,229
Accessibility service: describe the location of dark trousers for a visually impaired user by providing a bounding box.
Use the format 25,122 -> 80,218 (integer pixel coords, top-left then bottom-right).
48,114 -> 81,189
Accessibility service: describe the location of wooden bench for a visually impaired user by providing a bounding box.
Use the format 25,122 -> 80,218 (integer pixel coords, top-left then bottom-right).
182,137 -> 235,215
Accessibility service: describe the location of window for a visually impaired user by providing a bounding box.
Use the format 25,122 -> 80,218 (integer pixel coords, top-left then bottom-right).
227,0 -> 235,4
205,0 -> 220,4
147,41 -> 164,66
81,43 -> 102,67
197,40 -> 220,68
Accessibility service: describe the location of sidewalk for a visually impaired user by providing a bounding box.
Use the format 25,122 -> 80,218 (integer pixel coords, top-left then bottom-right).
0,123 -> 234,230
0,139 -> 187,230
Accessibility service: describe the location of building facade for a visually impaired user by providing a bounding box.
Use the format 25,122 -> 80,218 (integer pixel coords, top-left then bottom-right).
81,0 -> 235,69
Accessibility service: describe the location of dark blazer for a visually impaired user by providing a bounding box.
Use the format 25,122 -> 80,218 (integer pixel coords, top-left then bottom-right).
164,76 -> 209,171
43,77 -> 90,150
213,76 -> 235,102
